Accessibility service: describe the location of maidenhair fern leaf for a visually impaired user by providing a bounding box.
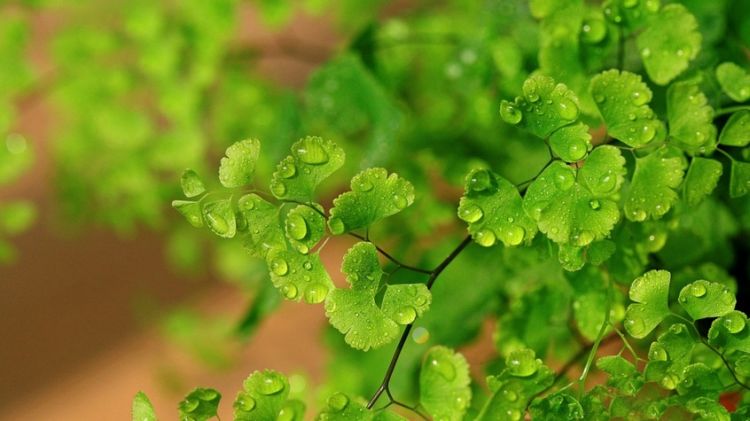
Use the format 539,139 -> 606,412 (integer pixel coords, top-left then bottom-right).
178,388 -> 221,421
325,242 -> 430,350
237,193 -> 285,258
719,110 -> 750,147
678,280 -> 736,320
643,323 -> 696,389
666,79 -> 716,155
234,370 -> 292,421
266,248 -> 333,303
708,310 -> 750,354
623,270 -> 671,338
523,145 -> 626,245
284,204 -> 326,254
716,62 -> 750,102
636,4 -> 701,85
172,200 -> 203,228
180,169 -> 206,198
589,69 -> 665,147
419,346 -> 472,421
458,168 -> 537,247
219,139 -> 260,188
548,122 -> 592,163
327,168 -> 415,235
132,391 -> 158,421
316,393 -> 406,421
624,146 -> 686,221
202,199 -> 236,238
683,158 -> 722,206
270,136 -> 345,201
729,160 -> 750,198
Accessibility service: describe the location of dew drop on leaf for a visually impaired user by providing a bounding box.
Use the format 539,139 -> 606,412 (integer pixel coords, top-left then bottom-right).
690,281 -> 707,297
279,161 -> 296,178
238,396 -> 256,412
625,317 -> 646,337
430,355 -> 457,381
553,170 -> 575,191
205,212 -> 229,235
507,348 -> 539,377
458,202 -> 483,223
271,258 -> 289,276
286,213 -> 308,240
469,169 -> 492,192
328,217 -> 345,235
183,399 -> 199,412
648,343 -> 668,361
660,373 -> 678,390
277,406 -> 295,421
556,98 -> 579,121
271,180 -> 287,196
258,374 -> 285,395
394,306 -> 417,324
723,312 -> 746,334
295,138 -> 329,165
327,393 -> 349,412
589,199 -> 601,210
282,284 -> 298,299
503,225 -> 525,246
304,284 -> 329,304
475,229 -> 496,247
502,388 -> 518,402
392,194 -> 408,209
500,101 -> 523,125
506,408 -> 522,421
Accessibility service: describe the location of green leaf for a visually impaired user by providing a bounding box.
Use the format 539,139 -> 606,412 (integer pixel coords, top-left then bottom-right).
624,146 -> 686,221
316,393 -> 403,421
325,242 -> 430,350
327,168 -> 414,235
0,201 -> 35,235
523,145 -> 626,245
202,199 -> 237,238
686,397 -> 730,421
172,200 -> 203,228
499,74 -> 580,137
719,110 -> 750,147
636,4 -> 702,85
729,160 -> 750,198
644,323 -> 696,389
266,248 -> 333,304
237,194 -> 285,258
218,139 -> 260,188
132,391 -> 158,421
234,370 -> 290,421
419,346 -> 471,421
529,391 -> 584,421
180,169 -> 206,198
678,280 -> 736,320
590,69 -> 665,148
683,158 -> 723,206
178,388 -> 221,421
708,310 -> 750,354
548,122 -> 592,163
284,204 -> 326,254
666,79 -> 717,155
596,356 -> 643,396
270,136 -> 345,201
457,168 -> 537,247
624,269 -> 671,338
716,62 -> 750,102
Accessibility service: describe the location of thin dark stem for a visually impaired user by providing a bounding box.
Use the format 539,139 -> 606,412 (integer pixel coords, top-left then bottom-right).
349,232 -> 432,275
367,235 -> 473,409
700,337 -> 750,392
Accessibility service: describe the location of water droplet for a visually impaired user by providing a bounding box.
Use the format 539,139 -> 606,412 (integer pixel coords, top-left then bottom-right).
355,178 -> 373,192
259,374 -> 285,395
412,327 -> 430,344
648,343 -> 668,361
475,229 -> 496,247
641,48 -> 651,58
553,169 -> 575,191
205,211 -> 229,235
568,140 -> 587,161
271,257 -> 289,276
286,213 -> 308,240
506,408 -> 522,420
720,289 -> 736,306
430,356 -> 456,380
296,243 -> 309,254
328,217 -> 345,235
182,398 -> 199,412
327,393 -> 349,412
469,169 -> 492,191
581,18 -> 606,43
690,282 -> 707,297
271,180 -> 287,197
455,396 -> 467,410
277,406 -> 295,421
625,317 -> 645,336
458,202 -> 483,223
238,196 -> 256,211
589,199 -> 601,210
723,312 -> 746,334
502,388 -> 518,402
503,225 -> 525,246
394,306 -> 417,324
282,284 -> 298,299
304,284 -> 329,304
573,230 -> 594,246
279,161 -> 297,178
660,373 -> 678,390
500,101 -> 523,125
507,349 -> 538,377
629,208 -> 647,221
594,94 -> 606,103
557,98 -> 579,120
238,395 -> 256,412
599,172 -> 617,192
392,194 -> 408,210
296,138 -> 329,164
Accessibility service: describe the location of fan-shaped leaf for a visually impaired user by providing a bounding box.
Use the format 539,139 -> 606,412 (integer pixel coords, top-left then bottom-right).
270,136 -> 345,201
719,110 -> 750,147
234,370 -> 291,421
132,391 -> 157,421
716,62 -> 750,102
683,158 -> 722,206
667,79 -> 716,155
219,139 -> 260,188
284,204 -> 326,254
624,270 -> 671,338
237,194 -> 285,258
624,146 -> 686,221
266,248 -> 333,304
178,388 -> 221,421
729,160 -> 750,198
180,169 -> 206,198
419,346 -> 471,421
678,280 -> 736,320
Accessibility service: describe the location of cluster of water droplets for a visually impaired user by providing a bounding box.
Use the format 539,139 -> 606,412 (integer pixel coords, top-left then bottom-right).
271,138 -> 331,198
270,254 -> 329,303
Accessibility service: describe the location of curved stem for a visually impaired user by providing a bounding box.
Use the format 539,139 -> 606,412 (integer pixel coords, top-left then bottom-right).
349,231 -> 431,275
578,278 -> 613,392
714,105 -> 750,118
367,235 -> 473,410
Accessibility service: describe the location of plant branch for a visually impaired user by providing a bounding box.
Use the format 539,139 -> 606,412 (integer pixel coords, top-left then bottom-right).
714,105 -> 750,118
348,231 -> 432,275
367,234 -> 473,409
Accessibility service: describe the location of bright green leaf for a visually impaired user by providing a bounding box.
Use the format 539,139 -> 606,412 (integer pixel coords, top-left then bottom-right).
624,269 -> 671,338
178,388 -> 221,421
325,242 -> 430,350
597,356 -> 643,396
458,168 -> 537,247
548,122 -> 592,163
499,74 -> 580,137
716,62 -> 750,102
529,391 -> 584,421
266,248 -> 333,304
219,139 -> 260,188
523,145 -> 626,245
180,169 -> 206,198
202,199 -> 237,238
719,110 -> 750,147
624,146 -> 686,221
707,310 -> 750,354
683,158 -> 723,206
667,79 -> 717,155
284,204 -> 326,254
636,4 -> 702,85
589,69 -> 665,147
234,370 -> 290,421
316,393 -> 403,421
328,168 -> 414,235
678,280 -> 735,320
237,194 -> 285,258
729,160 -> 750,198
643,323 -> 696,389
419,346 -> 471,421
172,200 -> 203,228
270,136 -> 345,201
686,397 -> 730,421
132,391 -> 157,421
